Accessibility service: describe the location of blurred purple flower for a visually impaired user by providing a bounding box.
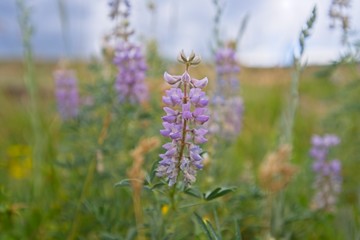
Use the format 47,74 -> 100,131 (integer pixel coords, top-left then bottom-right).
210,46 -> 244,140
310,134 -> 341,212
157,53 -> 209,186
310,134 -> 340,162
113,42 -> 148,104
215,47 -> 240,93
53,70 -> 79,120
215,48 -> 240,72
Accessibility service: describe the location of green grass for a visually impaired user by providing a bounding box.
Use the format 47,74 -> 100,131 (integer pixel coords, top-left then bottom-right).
0,60 -> 358,239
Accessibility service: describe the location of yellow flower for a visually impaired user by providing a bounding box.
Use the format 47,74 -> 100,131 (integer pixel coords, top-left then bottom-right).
161,204 -> 169,216
6,145 -> 32,179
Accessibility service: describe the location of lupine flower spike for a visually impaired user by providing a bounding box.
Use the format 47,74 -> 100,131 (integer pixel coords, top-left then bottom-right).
210,44 -> 244,140
54,69 -> 79,120
310,134 -> 342,212
156,51 -> 210,186
109,0 -> 148,104
215,45 -> 240,94
113,43 -> 148,103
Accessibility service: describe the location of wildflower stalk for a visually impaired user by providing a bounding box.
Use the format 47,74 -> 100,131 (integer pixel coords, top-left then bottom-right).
169,62 -> 190,211
280,6 -> 317,146
16,0 -> 45,199
157,50 -> 209,189
310,134 -> 341,212
264,7 -> 317,237
54,69 -> 79,120
211,44 -> 244,141
177,63 -> 190,178
67,112 -> 111,240
282,61 -> 301,145
110,0 -> 148,104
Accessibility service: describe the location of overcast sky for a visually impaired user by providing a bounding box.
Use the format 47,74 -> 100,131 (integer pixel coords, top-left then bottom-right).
0,0 -> 359,66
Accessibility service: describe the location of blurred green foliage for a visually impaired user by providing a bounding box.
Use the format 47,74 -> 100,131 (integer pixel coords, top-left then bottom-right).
1,57 -> 358,239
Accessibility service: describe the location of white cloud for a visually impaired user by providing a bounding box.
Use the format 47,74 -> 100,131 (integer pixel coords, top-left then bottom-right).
1,0 -> 359,66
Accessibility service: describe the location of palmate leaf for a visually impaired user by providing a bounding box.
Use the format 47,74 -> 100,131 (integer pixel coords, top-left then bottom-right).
203,187 -> 236,201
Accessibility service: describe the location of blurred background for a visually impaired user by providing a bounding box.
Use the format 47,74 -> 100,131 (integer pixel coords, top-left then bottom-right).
1,0 -> 359,66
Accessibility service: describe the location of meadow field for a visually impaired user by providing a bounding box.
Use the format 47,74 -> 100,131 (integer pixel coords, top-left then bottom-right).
1,58 -> 359,239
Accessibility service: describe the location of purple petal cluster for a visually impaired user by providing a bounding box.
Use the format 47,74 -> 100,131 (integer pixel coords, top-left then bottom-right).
210,96 -> 244,140
310,134 -> 342,212
54,70 -> 79,120
157,70 -> 209,186
215,47 -> 240,93
113,42 -> 148,104
210,47 -> 243,140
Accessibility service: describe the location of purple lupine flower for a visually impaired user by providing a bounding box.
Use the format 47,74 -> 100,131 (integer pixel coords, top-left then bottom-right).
109,0 -> 148,104
215,46 -> 240,93
156,51 -> 209,186
54,70 -> 79,120
113,42 -> 148,103
223,97 -> 244,135
210,46 -> 244,140
310,134 -> 340,162
310,134 -> 342,212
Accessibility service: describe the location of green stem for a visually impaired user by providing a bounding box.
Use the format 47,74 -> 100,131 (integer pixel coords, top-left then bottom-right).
281,61 -> 302,145
170,185 -> 177,211
279,5 -> 316,146
177,70 -> 189,171
16,0 -> 44,199
67,158 -> 96,240
67,112 -> 111,239
179,201 -> 209,209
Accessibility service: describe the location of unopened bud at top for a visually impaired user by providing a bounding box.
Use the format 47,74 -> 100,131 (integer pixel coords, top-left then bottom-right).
177,50 -> 201,66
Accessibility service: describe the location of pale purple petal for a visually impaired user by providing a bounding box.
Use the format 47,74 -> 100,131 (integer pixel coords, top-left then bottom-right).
193,77 -> 208,89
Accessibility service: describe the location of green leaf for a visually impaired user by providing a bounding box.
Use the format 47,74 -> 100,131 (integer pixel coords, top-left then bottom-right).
125,227 -> 137,240
114,179 -> 132,188
149,160 -> 159,181
100,232 -> 121,240
234,219 -> 242,240
184,187 -> 203,199
205,219 -> 221,240
144,174 -> 151,186
193,212 -> 214,240
204,187 -> 236,201
150,182 -> 166,190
